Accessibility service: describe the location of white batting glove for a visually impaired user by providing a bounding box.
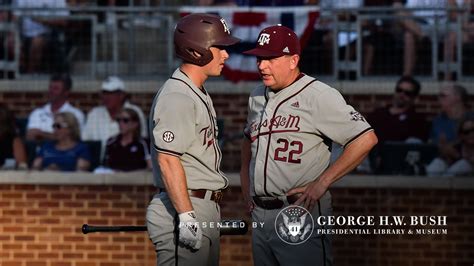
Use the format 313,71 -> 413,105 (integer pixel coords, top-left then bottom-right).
178,211 -> 202,250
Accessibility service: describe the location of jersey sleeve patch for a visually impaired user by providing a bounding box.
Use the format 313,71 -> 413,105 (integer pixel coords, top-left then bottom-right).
349,111 -> 366,122
162,131 -> 175,143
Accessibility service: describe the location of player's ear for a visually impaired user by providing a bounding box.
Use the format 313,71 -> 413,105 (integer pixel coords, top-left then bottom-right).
290,54 -> 300,70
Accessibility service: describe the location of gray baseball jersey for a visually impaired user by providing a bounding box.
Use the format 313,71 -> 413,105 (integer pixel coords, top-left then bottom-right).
150,68 -> 228,190
244,74 -> 372,197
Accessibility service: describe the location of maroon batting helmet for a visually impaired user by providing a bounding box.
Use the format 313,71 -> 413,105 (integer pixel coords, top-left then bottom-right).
174,13 -> 240,66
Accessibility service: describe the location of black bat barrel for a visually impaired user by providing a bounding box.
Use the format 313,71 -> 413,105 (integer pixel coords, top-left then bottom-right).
82,219 -> 248,236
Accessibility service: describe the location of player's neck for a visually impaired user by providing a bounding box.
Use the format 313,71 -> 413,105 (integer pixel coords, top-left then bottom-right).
180,65 -> 207,90
274,70 -> 302,91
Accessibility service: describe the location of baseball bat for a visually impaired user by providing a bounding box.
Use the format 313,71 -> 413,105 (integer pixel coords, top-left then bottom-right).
82,219 -> 248,235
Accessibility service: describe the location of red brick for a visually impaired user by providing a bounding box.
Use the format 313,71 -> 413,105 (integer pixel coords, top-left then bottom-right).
51,210 -> 73,216
51,263 -> 72,266
27,209 -> 48,216
0,201 -> 12,207
111,253 -> 133,260
39,218 -> 60,224
3,243 -> 23,249
51,244 -> 72,251
51,193 -> 73,200
26,262 -> 47,266
99,194 -> 121,200
51,227 -> 73,234
26,244 -> 47,250
62,253 -> 84,259
2,262 -> 25,266
38,201 -> 60,208
76,263 -> 97,266
99,263 -> 120,266
2,192 -> 23,200
3,226 -> 24,233
12,185 -> 36,191
87,253 -> 108,259
38,253 -> 59,259
26,227 -> 48,233
88,202 -> 109,208
76,210 -> 97,216
14,235 -> 35,241
13,252 -> 35,259
76,193 -> 99,200
63,201 -> 84,208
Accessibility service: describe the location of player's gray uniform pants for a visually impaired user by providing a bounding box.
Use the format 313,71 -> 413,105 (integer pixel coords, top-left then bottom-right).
252,191 -> 333,266
146,192 -> 220,266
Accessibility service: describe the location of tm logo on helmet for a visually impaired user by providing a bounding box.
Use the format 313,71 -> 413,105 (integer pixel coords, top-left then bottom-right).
220,18 -> 230,34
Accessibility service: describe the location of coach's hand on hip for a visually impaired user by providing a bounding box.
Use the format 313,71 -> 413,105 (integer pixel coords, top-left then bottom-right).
178,211 -> 202,250
287,179 -> 329,211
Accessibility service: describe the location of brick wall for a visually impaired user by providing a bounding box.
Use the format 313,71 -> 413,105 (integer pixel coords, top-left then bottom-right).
0,181 -> 472,266
0,91 -> 447,121
2,90 -> 467,171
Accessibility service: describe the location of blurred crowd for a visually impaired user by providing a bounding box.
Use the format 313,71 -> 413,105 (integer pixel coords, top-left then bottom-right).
0,73 -> 472,177
0,74 -> 151,173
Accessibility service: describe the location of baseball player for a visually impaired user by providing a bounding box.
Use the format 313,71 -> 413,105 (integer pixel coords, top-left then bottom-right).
146,13 -> 239,266
240,25 -> 378,266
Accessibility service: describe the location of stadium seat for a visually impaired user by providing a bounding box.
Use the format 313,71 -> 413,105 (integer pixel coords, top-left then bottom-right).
15,118 -> 28,138
24,140 -> 41,168
377,142 -> 438,175
84,140 -> 102,171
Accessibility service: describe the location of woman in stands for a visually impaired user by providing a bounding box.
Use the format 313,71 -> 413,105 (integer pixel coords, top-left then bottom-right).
103,108 -> 151,171
32,112 -> 90,171
0,105 -> 27,170
426,117 -> 474,176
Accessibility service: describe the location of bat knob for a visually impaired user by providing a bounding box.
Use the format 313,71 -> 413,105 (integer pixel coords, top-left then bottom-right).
82,224 -> 89,234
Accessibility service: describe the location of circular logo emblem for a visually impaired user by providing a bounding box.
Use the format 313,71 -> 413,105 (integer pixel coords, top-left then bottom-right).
274,205 -> 314,245
162,131 -> 174,143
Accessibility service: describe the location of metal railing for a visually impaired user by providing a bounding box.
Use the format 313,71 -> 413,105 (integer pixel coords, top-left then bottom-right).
0,5 -> 472,81
320,6 -> 470,81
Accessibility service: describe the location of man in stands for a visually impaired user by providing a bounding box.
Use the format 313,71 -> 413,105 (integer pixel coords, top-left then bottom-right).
82,76 -> 146,157
26,73 -> 84,141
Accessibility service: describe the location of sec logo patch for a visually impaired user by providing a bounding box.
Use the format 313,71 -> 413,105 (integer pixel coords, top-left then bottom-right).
163,131 -> 175,143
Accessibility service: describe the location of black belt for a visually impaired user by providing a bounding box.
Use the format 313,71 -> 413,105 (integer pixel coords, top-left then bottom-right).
159,188 -> 223,204
252,194 -> 300,210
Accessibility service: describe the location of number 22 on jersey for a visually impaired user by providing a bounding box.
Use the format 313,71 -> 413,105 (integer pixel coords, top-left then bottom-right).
274,138 -> 302,163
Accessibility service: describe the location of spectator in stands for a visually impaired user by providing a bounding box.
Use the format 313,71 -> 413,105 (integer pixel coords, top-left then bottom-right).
26,73 -> 84,141
444,0 -> 474,80
367,76 -> 430,174
0,104 -> 27,170
13,0 -> 70,73
426,116 -> 474,176
314,0 -> 375,76
394,0 -> 462,76
430,84 -> 473,144
103,108 -> 151,171
32,112 -> 90,171
82,76 -> 147,156
368,76 -> 430,143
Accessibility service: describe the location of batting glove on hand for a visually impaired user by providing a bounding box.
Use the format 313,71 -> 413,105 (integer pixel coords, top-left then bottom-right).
178,211 -> 202,250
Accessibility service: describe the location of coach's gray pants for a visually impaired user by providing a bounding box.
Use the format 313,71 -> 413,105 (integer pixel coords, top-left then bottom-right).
252,191 -> 333,266
146,192 -> 220,266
